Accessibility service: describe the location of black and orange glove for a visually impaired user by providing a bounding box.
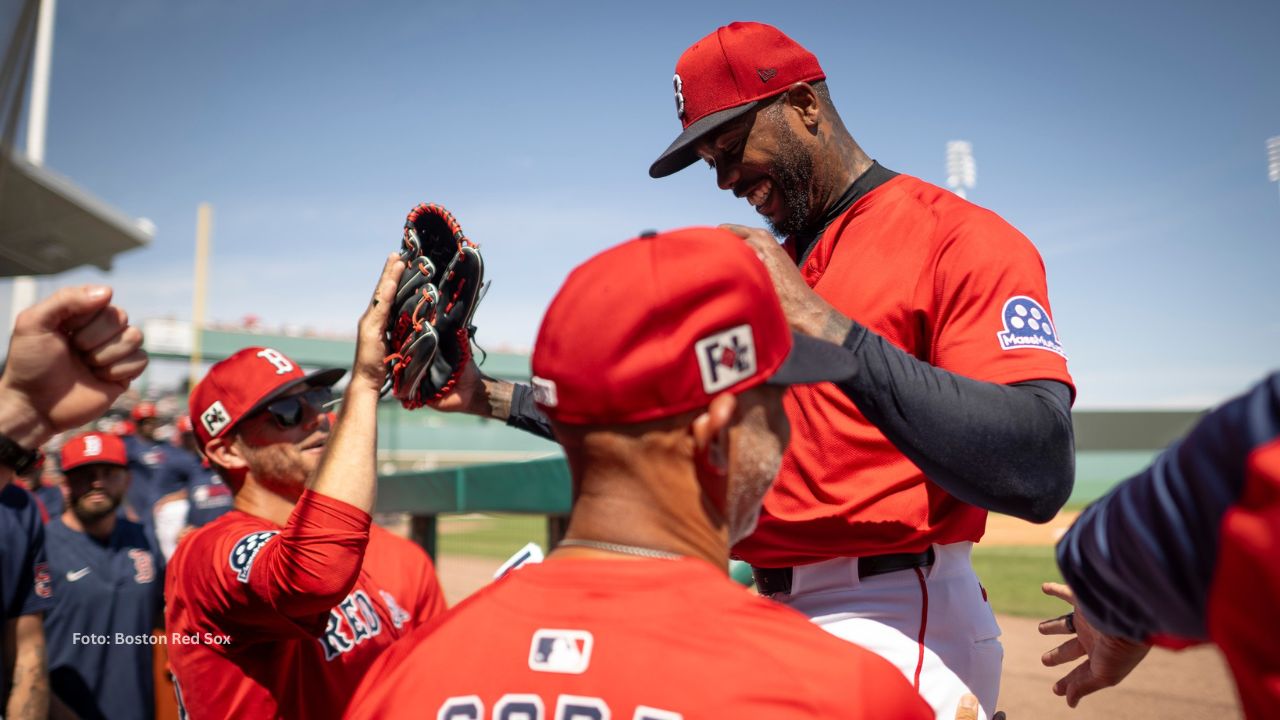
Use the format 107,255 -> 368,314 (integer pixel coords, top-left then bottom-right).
385,203 -> 485,409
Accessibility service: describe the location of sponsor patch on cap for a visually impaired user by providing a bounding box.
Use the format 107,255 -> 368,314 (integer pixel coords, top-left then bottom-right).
531,377 -> 559,407
528,629 -> 593,674
200,401 -> 232,438
997,296 -> 1066,358
695,324 -> 756,394
229,531 -> 279,583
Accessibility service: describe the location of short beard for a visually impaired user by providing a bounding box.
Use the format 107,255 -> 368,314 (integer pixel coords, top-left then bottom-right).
726,416 -> 785,546
73,495 -> 120,524
762,119 -> 818,240
243,444 -> 311,500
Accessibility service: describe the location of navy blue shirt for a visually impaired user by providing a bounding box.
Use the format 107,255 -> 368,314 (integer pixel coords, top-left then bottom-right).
0,483 -> 54,701
152,445 -> 201,501
34,482 -> 64,519
1058,372 -> 1280,642
185,463 -> 233,528
121,435 -> 170,525
44,517 -> 164,720
1,483 -> 54,617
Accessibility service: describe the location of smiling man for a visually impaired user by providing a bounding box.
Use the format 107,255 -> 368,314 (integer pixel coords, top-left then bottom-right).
44,431 -> 163,720
643,21 -> 1077,720
164,259 -> 447,720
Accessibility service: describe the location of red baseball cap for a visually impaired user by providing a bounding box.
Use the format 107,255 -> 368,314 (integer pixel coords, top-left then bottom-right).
530,227 -> 856,425
60,432 -> 127,472
188,347 -> 344,450
649,22 -> 825,178
131,402 -> 158,421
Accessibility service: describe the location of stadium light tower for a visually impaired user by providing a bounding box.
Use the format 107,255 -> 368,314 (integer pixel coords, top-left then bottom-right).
1268,135 -> 1280,204
946,140 -> 976,199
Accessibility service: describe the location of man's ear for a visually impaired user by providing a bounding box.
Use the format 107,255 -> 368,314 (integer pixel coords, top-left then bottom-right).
785,82 -> 822,129
692,393 -> 737,515
204,435 -> 249,475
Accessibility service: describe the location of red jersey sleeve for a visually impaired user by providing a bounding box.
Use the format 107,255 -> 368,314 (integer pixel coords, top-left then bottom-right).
188,490 -> 371,641
927,202 -> 1075,393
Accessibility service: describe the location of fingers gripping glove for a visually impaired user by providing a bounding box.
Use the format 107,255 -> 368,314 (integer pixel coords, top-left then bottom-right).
385,203 -> 485,409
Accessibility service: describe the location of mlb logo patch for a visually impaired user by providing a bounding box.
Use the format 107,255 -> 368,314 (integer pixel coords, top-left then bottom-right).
528,629 -> 593,674
997,296 -> 1066,358
695,324 -> 756,394
229,531 -> 279,583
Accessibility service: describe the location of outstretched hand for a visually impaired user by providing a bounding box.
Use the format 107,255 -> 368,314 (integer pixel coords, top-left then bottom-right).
718,224 -> 850,343
351,254 -> 405,396
1038,581 -> 1151,708
0,285 -> 148,447
428,359 -> 514,421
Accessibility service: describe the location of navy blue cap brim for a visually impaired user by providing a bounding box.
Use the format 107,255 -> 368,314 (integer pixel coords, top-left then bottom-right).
649,101 -> 762,179
765,332 -> 857,387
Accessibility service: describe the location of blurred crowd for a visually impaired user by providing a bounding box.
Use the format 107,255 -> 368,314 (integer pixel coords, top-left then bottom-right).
12,392 -> 234,558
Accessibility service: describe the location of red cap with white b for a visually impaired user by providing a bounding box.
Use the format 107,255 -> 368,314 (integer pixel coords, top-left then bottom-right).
650,22 -> 825,178
187,347 -> 344,450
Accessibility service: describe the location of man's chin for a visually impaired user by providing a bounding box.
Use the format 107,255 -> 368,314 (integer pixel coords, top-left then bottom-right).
74,504 -> 119,523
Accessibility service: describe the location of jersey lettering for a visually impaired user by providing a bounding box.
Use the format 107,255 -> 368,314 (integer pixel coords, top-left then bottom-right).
555,695 -> 608,720
379,589 -> 412,629
256,348 -> 295,374
319,609 -> 355,661
439,696 -> 484,720
495,694 -> 544,720
436,696 -> 679,720
320,590 -> 384,660
634,709 -> 682,720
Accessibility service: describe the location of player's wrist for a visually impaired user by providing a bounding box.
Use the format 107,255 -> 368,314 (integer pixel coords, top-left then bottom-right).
0,385 -> 53,450
482,376 -> 513,420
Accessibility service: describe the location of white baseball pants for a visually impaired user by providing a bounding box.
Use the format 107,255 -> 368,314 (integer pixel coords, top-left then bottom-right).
774,542 -> 1002,720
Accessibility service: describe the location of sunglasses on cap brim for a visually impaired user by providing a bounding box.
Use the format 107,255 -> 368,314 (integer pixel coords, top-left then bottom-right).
259,387 -> 334,429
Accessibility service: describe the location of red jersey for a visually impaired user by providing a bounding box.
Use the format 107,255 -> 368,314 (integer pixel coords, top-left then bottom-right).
738,174 -> 1074,566
346,557 -> 931,719
1208,437 -> 1280,718
165,491 -> 446,719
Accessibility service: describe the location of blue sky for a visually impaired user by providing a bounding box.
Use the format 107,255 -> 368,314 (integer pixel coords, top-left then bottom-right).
2,0 -> 1278,408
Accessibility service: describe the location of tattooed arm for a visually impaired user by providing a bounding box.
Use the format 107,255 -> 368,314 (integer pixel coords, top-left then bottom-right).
4,614 -> 49,720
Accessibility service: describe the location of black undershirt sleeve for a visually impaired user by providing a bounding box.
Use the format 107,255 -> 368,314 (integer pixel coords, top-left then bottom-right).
505,321 -> 1075,522
836,321 -> 1075,523
506,383 -> 555,440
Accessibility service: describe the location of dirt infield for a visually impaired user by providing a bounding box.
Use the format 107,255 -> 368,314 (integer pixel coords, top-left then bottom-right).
435,552 -> 1242,719
983,511 -> 1080,546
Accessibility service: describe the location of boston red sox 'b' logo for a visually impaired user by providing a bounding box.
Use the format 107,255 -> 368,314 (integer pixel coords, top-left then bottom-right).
256,348 -> 294,375
129,549 -> 155,584
673,74 -> 685,120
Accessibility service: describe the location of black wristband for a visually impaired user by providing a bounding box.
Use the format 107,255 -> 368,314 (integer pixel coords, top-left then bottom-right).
0,431 -> 40,474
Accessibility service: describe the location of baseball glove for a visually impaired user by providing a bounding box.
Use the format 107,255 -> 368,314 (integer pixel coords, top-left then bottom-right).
384,203 -> 486,409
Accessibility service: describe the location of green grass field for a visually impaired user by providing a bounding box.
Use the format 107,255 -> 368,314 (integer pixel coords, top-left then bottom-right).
437,514 -> 548,559
971,545 -> 1066,619
438,514 -> 1066,618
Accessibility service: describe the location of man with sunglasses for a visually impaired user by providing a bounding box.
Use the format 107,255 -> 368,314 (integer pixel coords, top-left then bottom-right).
164,257 -> 447,719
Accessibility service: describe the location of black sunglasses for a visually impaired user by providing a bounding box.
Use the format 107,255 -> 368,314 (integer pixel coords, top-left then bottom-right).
260,387 -> 333,429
